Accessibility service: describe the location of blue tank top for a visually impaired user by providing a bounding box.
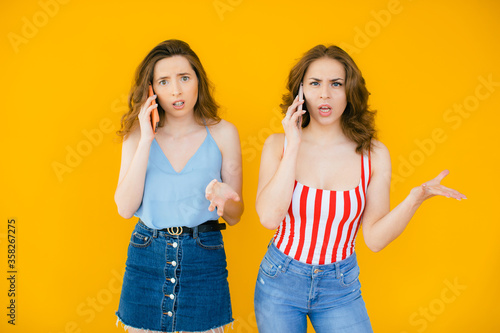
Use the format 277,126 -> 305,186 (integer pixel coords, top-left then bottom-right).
134,126 -> 222,229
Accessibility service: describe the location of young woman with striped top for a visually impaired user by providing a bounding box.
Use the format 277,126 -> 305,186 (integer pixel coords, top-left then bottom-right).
254,45 -> 466,333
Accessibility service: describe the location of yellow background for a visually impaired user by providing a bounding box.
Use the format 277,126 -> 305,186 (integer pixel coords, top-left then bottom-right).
1,0 -> 499,332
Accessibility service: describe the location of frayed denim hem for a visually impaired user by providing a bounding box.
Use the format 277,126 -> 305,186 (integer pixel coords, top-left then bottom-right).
116,315 -> 234,333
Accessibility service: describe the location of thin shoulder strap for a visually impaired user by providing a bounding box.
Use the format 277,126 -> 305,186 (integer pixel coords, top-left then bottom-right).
202,117 -> 210,135
360,150 -> 372,194
367,150 -> 372,185
362,150 -> 372,191
282,137 -> 288,157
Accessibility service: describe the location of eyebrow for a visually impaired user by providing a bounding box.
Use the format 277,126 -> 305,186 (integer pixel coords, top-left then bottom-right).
156,73 -> 192,80
308,77 -> 345,81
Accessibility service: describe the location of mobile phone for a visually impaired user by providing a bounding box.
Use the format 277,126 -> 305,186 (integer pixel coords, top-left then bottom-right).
148,85 -> 159,134
296,82 -> 304,128
297,82 -> 304,112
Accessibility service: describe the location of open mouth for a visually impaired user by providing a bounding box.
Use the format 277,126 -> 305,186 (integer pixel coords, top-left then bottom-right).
318,104 -> 332,116
173,100 -> 185,109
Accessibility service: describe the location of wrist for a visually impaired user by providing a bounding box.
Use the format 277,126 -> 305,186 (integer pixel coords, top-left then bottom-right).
287,136 -> 301,147
283,140 -> 300,155
408,187 -> 425,209
138,137 -> 154,148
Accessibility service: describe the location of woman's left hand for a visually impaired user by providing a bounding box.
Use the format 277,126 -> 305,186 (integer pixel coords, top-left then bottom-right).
205,179 -> 241,217
410,169 -> 467,204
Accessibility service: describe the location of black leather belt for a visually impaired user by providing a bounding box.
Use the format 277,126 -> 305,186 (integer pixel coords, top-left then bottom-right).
139,219 -> 226,235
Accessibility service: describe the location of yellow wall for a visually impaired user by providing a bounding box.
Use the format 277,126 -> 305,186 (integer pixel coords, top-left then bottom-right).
1,0 -> 499,332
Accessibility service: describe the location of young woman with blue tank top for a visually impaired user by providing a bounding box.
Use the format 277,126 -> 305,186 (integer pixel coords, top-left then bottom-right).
254,45 -> 466,332
114,40 -> 244,333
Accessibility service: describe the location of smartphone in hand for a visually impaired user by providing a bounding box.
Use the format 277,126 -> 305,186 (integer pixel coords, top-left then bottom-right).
297,82 -> 304,112
296,82 -> 304,128
148,85 -> 159,134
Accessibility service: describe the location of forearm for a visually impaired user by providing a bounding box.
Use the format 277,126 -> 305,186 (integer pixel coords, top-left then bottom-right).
256,144 -> 299,230
221,199 -> 244,226
114,140 -> 152,218
363,193 -> 423,252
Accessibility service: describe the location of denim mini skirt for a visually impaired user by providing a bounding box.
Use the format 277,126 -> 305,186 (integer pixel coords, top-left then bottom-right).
116,220 -> 233,332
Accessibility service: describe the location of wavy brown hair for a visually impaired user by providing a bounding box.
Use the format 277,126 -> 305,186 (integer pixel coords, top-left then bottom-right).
281,45 -> 377,154
117,39 -> 220,140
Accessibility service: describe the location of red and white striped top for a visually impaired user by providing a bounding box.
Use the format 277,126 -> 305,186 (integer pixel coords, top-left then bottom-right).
273,140 -> 372,265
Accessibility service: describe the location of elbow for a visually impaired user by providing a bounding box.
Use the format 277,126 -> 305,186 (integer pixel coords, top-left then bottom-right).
116,205 -> 135,219
225,217 -> 240,226
224,213 -> 242,226
256,205 -> 284,230
257,212 -> 281,230
363,228 -> 386,253
364,238 -> 386,253
367,244 -> 384,253
119,211 -> 135,220
255,199 -> 280,229
223,201 -> 244,226
115,196 -> 136,219
262,221 -> 279,230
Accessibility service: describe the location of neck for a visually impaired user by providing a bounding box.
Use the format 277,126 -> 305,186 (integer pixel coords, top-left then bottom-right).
162,111 -> 202,137
302,118 -> 347,145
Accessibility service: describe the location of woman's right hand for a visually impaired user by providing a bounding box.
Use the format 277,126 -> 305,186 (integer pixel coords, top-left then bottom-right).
282,95 -> 306,146
138,94 -> 158,143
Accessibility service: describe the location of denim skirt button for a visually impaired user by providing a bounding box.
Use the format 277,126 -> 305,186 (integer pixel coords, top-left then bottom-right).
171,278 -> 176,283
170,294 -> 175,299
167,311 -> 173,317
172,261 -> 177,266
173,242 -> 178,248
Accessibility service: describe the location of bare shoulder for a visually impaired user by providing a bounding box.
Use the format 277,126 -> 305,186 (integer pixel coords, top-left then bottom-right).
207,119 -> 240,154
122,125 -> 141,148
263,133 -> 285,157
265,132 -> 285,145
208,119 -> 239,138
370,139 -> 391,174
371,139 -> 390,157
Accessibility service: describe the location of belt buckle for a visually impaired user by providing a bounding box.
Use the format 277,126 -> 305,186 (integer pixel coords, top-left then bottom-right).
166,227 -> 183,235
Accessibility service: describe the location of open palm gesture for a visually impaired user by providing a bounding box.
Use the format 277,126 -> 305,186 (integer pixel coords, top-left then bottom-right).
205,179 -> 240,217
411,170 -> 467,204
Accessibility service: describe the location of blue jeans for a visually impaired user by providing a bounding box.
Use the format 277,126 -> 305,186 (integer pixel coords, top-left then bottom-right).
254,242 -> 373,333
